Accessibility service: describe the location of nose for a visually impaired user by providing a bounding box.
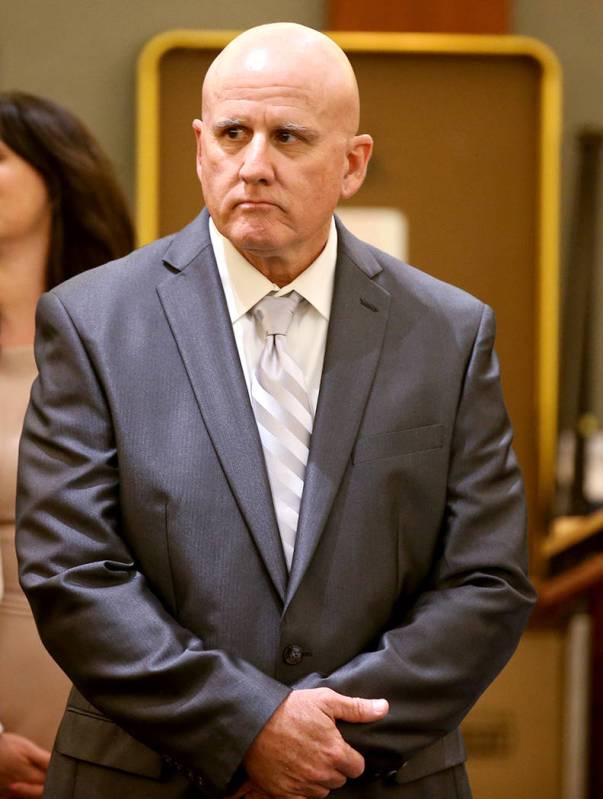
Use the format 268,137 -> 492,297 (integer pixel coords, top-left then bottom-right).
239,134 -> 274,185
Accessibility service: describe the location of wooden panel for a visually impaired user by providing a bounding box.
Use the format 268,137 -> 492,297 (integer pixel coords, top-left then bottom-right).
329,0 -> 509,34
591,587 -> 603,798
463,630 -> 563,799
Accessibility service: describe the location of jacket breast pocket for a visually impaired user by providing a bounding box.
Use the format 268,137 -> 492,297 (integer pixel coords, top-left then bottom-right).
352,423 -> 444,464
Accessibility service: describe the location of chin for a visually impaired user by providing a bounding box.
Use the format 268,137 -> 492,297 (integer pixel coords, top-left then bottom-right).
227,224 -> 281,254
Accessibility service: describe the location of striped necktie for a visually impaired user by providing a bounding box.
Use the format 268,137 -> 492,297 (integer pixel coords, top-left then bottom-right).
251,291 -> 313,570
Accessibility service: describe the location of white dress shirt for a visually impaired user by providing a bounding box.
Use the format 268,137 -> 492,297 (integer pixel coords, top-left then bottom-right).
209,217 -> 337,414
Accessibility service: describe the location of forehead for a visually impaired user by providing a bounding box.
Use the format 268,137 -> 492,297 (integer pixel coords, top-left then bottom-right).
209,84 -> 321,117
205,49 -> 332,118
0,139 -> 26,163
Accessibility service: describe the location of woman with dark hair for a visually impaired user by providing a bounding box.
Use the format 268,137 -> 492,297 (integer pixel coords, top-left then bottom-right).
0,92 -> 134,798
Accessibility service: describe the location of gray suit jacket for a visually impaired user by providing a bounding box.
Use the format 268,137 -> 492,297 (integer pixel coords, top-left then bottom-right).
16,211 -> 535,798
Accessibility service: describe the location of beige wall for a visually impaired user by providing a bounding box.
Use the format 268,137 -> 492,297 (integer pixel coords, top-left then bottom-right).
0,0 -> 326,208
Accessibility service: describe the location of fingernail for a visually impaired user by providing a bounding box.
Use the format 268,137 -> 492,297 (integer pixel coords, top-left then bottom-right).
372,699 -> 388,713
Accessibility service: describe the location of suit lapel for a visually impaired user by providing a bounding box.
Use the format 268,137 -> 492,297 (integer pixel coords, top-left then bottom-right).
285,229 -> 391,608
157,212 -> 288,601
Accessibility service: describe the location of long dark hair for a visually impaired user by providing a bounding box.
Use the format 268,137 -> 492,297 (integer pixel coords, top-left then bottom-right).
0,92 -> 134,289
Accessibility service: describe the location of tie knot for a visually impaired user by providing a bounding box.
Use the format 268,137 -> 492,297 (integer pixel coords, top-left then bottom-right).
253,291 -> 302,337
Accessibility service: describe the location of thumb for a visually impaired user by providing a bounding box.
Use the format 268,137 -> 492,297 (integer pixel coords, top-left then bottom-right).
325,693 -> 389,723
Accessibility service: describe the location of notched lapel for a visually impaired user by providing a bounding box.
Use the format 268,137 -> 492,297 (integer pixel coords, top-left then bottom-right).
157,228 -> 287,601
285,245 -> 391,608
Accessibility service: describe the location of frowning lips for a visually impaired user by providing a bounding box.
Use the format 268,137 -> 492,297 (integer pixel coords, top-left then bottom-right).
232,198 -> 284,212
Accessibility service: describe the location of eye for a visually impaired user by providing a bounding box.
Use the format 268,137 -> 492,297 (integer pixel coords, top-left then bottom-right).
275,130 -> 297,144
225,127 -> 243,140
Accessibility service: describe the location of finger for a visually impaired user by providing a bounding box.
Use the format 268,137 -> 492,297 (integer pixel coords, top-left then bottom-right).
332,741 -> 365,780
307,787 -> 330,799
286,785 -> 329,799
24,744 -> 51,772
324,693 -> 389,724
8,784 -> 44,799
13,764 -> 45,786
319,770 -> 347,791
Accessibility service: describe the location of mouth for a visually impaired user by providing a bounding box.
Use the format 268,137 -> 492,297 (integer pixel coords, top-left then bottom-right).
234,200 -> 281,211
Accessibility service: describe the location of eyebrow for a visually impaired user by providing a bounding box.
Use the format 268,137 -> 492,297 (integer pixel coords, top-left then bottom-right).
213,118 -> 245,131
277,122 -> 319,141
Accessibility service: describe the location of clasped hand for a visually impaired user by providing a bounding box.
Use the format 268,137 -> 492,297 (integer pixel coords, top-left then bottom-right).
231,687 -> 389,799
0,732 -> 50,799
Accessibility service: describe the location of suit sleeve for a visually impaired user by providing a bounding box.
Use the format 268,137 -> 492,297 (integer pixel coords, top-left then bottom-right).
296,303 -> 536,771
15,291 -> 290,794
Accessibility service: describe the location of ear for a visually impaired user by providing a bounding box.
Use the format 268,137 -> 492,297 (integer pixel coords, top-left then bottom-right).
192,119 -> 203,181
341,134 -> 373,200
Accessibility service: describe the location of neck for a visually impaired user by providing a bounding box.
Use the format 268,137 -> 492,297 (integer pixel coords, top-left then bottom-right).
240,240 -> 329,288
0,234 -> 48,347
242,254 -> 310,287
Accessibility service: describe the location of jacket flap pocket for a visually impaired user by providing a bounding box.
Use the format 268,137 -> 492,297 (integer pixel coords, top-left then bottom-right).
55,708 -> 163,779
395,729 -> 466,785
352,424 -> 444,464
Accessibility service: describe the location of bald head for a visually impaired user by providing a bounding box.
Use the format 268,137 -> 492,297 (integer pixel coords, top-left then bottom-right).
202,23 -> 360,135
193,23 -> 373,283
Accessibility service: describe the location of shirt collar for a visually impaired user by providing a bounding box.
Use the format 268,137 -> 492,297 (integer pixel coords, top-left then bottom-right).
209,216 -> 337,324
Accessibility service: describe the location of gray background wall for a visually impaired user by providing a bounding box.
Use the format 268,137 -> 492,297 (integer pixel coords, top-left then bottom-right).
514,0 -> 603,256
514,0 -> 603,427
514,0 -> 603,425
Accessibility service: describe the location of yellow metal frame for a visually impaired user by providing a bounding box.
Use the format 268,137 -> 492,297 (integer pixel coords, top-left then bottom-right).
136,30 -> 561,548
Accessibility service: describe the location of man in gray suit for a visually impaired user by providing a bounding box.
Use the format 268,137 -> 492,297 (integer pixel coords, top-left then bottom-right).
16,22 -> 535,799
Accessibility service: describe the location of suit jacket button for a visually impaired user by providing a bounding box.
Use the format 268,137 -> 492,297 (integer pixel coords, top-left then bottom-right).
283,644 -> 304,665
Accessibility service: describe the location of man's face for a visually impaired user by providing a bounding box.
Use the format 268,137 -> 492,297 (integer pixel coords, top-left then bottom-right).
194,51 -> 358,270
